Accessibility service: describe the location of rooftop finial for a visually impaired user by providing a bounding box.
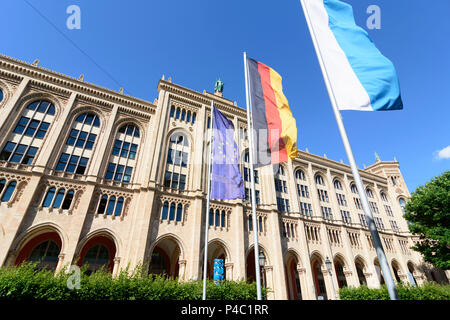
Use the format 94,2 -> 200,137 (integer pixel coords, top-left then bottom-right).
375,152 -> 380,162
214,78 -> 224,97
32,59 -> 39,66
78,74 -> 84,81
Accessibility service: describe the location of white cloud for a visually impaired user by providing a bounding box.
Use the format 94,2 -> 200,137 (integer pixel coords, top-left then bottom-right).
435,145 -> 450,160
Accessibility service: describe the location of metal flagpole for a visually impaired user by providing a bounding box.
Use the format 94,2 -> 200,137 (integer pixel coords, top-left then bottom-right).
243,51 -> 263,300
202,99 -> 215,300
299,0 -> 399,300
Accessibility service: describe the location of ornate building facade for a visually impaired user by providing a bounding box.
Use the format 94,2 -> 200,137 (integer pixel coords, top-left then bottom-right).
0,54 -> 447,299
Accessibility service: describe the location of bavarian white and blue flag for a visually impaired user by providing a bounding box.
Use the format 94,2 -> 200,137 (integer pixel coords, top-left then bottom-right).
302,0 -> 403,111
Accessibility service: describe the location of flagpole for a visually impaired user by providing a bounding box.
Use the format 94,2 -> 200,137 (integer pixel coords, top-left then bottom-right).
300,0 -> 399,300
243,51 -> 263,300
202,99 -> 215,300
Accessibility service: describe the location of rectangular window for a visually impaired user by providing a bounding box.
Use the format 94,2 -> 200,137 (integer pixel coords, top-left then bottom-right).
85,133 -> 96,150
22,146 -> 38,165
179,174 -> 186,190
112,139 -> 122,156
129,144 -> 137,159
359,214 -> 368,227
123,166 -> 133,183
10,144 -> 27,163
164,171 -> 172,187
171,173 -> 179,189
114,165 -> 124,181
0,142 -> 15,161
56,153 -> 70,171
105,163 -> 116,180
181,152 -> 188,167
76,131 -> 88,148
24,119 -> 40,137
14,116 -> 30,134
35,121 -> 50,139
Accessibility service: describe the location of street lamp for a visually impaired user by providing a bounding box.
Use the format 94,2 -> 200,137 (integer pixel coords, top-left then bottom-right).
325,256 -> 338,300
259,251 -> 266,299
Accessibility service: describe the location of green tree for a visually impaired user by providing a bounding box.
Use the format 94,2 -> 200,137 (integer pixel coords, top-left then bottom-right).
404,170 -> 450,269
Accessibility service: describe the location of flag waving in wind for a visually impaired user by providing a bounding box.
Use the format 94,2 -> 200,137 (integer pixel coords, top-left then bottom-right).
246,57 -> 298,168
210,105 -> 245,200
301,0 -> 403,111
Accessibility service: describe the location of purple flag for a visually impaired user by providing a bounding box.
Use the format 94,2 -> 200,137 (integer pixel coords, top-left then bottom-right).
210,105 -> 245,200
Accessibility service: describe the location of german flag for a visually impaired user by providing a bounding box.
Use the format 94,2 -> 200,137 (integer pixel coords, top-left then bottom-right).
247,57 -> 298,167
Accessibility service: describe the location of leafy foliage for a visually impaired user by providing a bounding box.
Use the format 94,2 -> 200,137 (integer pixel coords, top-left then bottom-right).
339,282 -> 450,300
403,170 -> 450,269
0,263 -> 264,300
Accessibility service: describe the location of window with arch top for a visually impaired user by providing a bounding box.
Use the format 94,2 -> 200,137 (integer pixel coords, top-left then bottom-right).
164,132 -> 189,190
0,100 -> 55,165
105,123 -> 140,183
55,112 -> 100,175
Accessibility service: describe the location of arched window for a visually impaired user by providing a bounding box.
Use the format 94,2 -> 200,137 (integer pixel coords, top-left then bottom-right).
334,180 -> 347,207
181,109 -> 186,121
350,183 -> 358,194
161,201 -> 169,220
0,179 -> 5,195
0,88 -> 3,102
333,180 -> 343,190
243,151 -> 260,204
176,203 -> 182,222
56,112 -> 100,175
215,210 -> 220,227
380,192 -> 388,202
106,196 -> 116,215
115,197 -> 124,216
52,188 -> 65,208
220,210 -> 225,228
335,262 -> 347,288
97,194 -> 125,216
209,208 -> 214,226
105,123 -> 140,183
399,198 -> 406,214
169,202 -> 176,220
274,165 -> 289,212
170,106 -> 175,118
191,112 -> 196,124
28,240 -> 60,271
175,108 -> 181,119
295,170 -> 309,198
366,188 -> 374,198
1,181 -> 16,202
42,187 -> 56,207
97,195 -> 108,214
83,244 -> 110,275
315,174 -> 325,186
164,133 -> 189,190
61,189 -> 75,210
355,262 -> 367,285
186,111 -> 191,123
0,100 -> 56,165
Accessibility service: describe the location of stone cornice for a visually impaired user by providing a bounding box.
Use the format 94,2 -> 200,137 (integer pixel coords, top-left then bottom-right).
0,54 -> 156,115
296,150 -> 387,184
158,80 -> 247,118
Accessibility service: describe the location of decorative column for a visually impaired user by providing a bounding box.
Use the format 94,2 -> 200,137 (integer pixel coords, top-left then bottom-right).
112,257 -> 121,277
225,262 -> 234,281
178,259 -> 187,281
264,266 -> 274,300
55,253 -> 66,274
296,265 -> 308,300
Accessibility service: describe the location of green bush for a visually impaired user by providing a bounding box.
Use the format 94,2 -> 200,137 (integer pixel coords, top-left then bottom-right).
0,263 -> 265,300
339,282 -> 450,300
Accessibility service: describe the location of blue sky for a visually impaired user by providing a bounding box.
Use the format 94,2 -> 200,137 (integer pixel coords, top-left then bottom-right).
1,0 -> 449,192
